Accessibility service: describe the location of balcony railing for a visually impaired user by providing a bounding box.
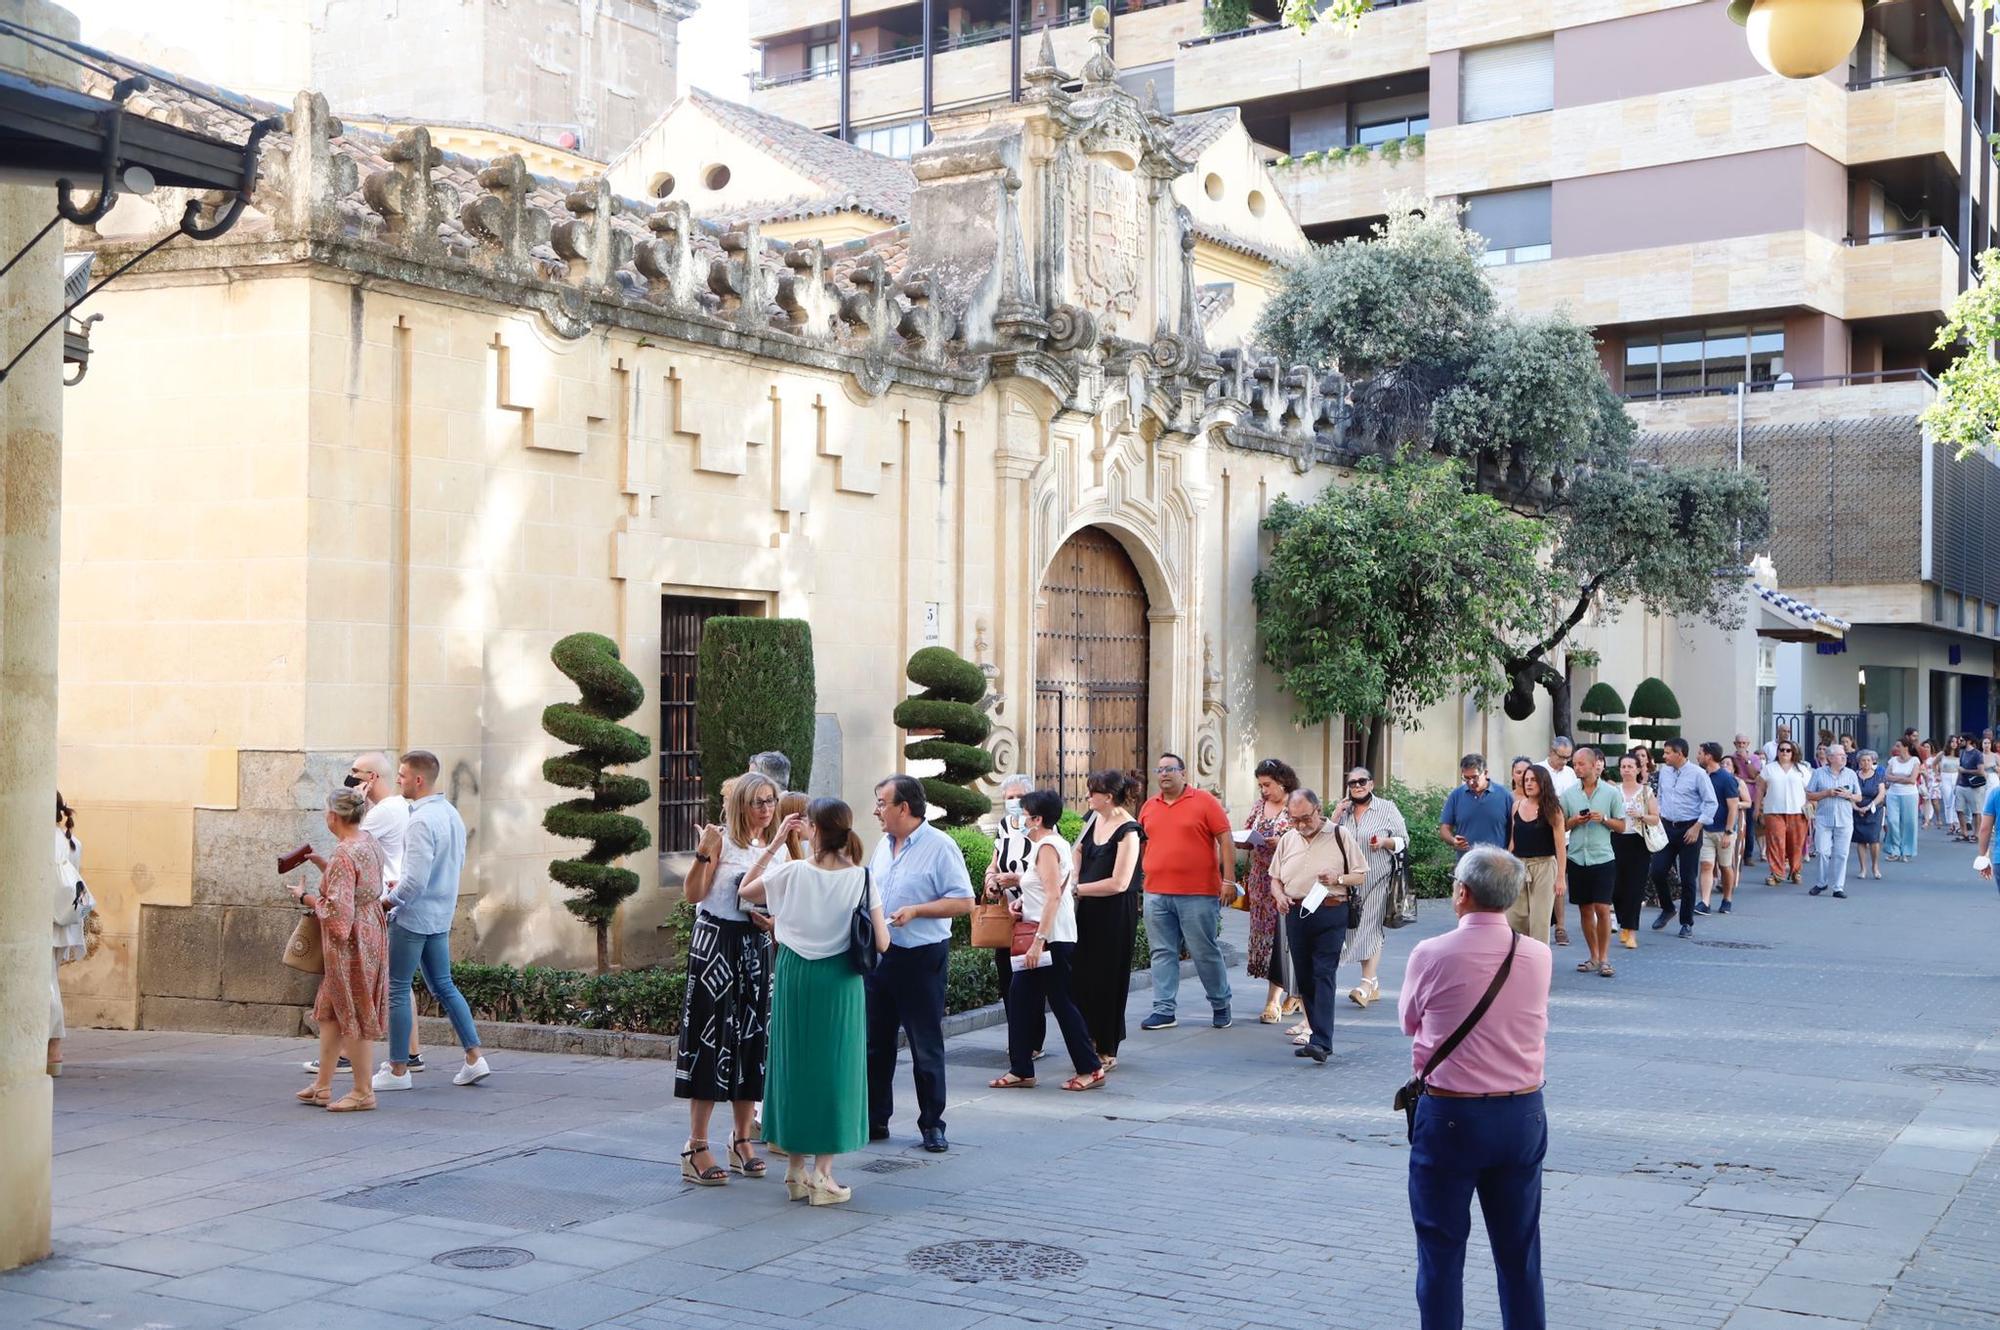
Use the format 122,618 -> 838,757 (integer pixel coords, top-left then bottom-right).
1845,225 -> 1958,253
1180,0 -> 1418,48
1846,65 -> 1959,94
1620,367 -> 1939,404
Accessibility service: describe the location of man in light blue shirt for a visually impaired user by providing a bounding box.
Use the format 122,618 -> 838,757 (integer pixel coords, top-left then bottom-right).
867,774 -> 975,1153
1805,744 -> 1863,899
375,750 -> 490,1092
1649,738 -> 1717,939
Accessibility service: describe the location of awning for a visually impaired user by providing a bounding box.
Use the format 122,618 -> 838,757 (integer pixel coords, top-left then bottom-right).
1756,586 -> 1851,642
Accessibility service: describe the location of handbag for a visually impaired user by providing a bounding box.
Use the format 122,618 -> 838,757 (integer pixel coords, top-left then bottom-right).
1393,931 -> 1518,1142
1009,919 -> 1040,957
970,899 -> 1015,949
282,909 -> 324,974
847,868 -> 883,977
1640,816 -> 1668,854
1385,850 -> 1418,930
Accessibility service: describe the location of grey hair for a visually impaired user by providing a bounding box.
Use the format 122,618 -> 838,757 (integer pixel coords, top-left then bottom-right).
999,773 -> 1034,797
748,750 -> 792,789
1551,736 -> 1573,754
1288,787 -> 1322,812
1454,845 -> 1526,912
1857,749 -> 1879,763
327,787 -> 369,825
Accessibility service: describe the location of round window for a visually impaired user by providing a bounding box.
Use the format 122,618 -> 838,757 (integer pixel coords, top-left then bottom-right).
1248,189 -> 1267,218
649,172 -> 676,199
1203,172 -> 1223,201
703,164 -> 732,191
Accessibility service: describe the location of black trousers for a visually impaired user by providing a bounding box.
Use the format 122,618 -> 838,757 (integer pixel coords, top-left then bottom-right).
1287,903 -> 1348,1055
1649,821 -> 1701,928
1006,941 -> 1100,1080
866,940 -> 949,1134
1610,833 -> 1651,931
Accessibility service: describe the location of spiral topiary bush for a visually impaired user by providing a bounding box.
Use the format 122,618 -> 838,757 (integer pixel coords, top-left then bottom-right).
894,646 -> 993,826
542,632 -> 653,974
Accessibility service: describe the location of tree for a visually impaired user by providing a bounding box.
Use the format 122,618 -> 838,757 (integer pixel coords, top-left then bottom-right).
542,632 -> 652,974
1255,204 -> 1772,739
1279,0 -> 1374,30
695,618 -> 816,814
1628,677 -> 1683,759
1252,458 -> 1549,762
894,646 -> 994,826
1924,246 -> 2000,457
1576,683 -> 1627,751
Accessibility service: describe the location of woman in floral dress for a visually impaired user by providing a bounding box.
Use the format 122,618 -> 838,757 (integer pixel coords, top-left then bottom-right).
1244,758 -> 1299,1026
288,786 -> 389,1112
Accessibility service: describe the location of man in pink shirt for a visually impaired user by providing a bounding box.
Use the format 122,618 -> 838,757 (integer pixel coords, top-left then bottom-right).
1399,844 -> 1553,1330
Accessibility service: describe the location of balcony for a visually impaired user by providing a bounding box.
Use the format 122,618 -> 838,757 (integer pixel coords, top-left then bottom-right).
1844,68 -> 1963,167
752,0 -> 910,45
1271,136 -> 1426,229
1841,228 -> 1957,321
1623,369 -> 1937,433
1175,1 -> 1426,113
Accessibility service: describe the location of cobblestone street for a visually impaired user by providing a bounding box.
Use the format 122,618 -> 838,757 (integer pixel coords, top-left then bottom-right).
10,825 -> 2000,1330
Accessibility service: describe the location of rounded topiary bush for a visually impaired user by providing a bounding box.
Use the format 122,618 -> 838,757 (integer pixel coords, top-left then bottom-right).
1578,682 -> 1627,749
893,646 -> 992,826
1628,676 -> 1682,758
542,632 -> 653,974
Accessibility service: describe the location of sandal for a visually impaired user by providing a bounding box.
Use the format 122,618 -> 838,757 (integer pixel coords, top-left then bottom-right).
326,1092 -> 376,1113
1100,1055 -> 1117,1072
728,1135 -> 767,1178
1576,959 -> 1600,974
1349,977 -> 1379,1009
1062,1069 -> 1106,1092
1766,873 -> 1780,886
680,1140 -> 728,1186
1285,1021 -> 1309,1038
1259,1002 -> 1282,1025
1281,996 -> 1303,1016
1598,962 -> 1616,978
295,1085 -> 332,1106
988,1072 -> 1036,1089
1553,926 -> 1572,947
1291,1032 -> 1311,1046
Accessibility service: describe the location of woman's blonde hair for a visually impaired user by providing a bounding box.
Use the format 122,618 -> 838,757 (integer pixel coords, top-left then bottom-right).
328,787 -> 368,825
724,771 -> 780,847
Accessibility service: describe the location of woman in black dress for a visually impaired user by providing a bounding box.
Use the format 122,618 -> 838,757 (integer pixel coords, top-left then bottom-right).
1070,769 -> 1144,1070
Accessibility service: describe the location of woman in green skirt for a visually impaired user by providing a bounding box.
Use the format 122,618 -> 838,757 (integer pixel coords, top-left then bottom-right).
740,797 -> 888,1205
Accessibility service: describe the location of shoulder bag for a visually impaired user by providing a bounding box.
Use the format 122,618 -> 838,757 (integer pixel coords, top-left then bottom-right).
847,868 -> 883,977
282,909 -> 325,974
1638,789 -> 1668,853
1393,932 -> 1518,1142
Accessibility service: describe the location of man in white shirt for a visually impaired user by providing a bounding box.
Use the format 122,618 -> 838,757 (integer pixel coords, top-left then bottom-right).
1545,737 -> 1580,800
303,750 -> 414,1075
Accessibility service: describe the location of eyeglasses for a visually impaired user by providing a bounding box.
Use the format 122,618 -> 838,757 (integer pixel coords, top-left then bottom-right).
1154,766 -> 1182,774
750,796 -> 778,809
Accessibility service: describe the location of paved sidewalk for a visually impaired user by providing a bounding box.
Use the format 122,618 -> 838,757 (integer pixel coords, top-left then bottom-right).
9,824 -> 2000,1329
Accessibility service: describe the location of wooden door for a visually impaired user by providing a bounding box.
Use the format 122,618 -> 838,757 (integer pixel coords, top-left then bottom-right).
1035,528 -> 1150,806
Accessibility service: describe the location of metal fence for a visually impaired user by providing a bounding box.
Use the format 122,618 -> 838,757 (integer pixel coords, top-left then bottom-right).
1770,710 -> 1871,753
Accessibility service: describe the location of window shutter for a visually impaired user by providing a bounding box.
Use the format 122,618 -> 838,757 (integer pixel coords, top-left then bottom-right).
1460,37 -> 1555,123
1464,186 -> 1550,251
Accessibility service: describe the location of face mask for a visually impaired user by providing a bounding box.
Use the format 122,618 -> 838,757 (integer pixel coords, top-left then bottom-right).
1351,790 -> 1372,805
1004,797 -> 1023,820
343,774 -> 364,789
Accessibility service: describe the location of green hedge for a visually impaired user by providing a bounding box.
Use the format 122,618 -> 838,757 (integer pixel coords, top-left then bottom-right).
423,960 -> 688,1036
1381,778 -> 1457,899
696,618 -> 815,813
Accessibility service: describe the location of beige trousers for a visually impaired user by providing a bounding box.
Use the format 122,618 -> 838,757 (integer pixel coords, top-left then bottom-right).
1505,856 -> 1558,944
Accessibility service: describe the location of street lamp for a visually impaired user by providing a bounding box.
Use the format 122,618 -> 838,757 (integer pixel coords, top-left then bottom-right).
1726,0 -> 1883,80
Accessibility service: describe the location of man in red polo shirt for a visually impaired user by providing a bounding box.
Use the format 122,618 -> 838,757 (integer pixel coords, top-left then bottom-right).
1137,752 -> 1239,1030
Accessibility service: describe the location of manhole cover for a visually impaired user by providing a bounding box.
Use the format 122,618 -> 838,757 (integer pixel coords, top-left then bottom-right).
433,1246 -> 533,1270
1896,1064 -> 2000,1087
859,1157 -> 925,1174
1690,939 -> 1773,950
908,1239 -> 1086,1284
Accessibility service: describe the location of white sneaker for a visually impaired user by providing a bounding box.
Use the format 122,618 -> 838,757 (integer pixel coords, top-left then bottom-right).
372,1065 -> 413,1092
453,1057 -> 491,1087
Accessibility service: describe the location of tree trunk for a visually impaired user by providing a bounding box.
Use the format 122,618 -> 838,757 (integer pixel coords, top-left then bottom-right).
1508,657 -> 1573,741
596,921 -> 610,976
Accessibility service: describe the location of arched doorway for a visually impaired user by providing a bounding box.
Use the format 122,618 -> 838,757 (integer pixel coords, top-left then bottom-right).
1036,527 -> 1151,805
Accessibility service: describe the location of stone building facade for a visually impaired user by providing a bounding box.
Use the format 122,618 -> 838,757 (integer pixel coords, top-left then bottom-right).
55,20 -> 1740,1035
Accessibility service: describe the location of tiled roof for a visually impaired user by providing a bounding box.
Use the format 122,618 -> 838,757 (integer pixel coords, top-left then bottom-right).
1169,109 -> 1236,161
678,89 -> 915,223
1758,586 -> 1851,635
1191,220 -> 1286,265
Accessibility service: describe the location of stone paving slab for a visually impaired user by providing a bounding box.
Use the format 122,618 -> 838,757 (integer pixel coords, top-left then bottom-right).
8,824 -> 2000,1328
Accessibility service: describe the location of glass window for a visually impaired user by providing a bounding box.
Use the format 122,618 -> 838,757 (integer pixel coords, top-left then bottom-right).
1749,327 -> 1784,383
1659,332 -> 1703,393
1461,37 -> 1555,124
1620,324 -> 1788,395
851,120 -> 922,159
808,41 -> 837,73
1703,327 -> 1748,388
1623,337 -> 1660,395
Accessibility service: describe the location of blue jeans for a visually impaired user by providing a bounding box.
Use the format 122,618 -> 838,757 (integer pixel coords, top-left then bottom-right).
1144,892 -> 1230,1016
388,923 -> 480,1065
1885,795 -> 1918,858
1410,1091 -> 1547,1330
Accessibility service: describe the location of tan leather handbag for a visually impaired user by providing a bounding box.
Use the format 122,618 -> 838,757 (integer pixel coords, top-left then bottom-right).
970,900 -> 1015,950
282,910 -> 324,974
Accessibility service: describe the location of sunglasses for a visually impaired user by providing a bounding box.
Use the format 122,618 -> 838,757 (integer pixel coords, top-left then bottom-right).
1346,778 -> 1371,787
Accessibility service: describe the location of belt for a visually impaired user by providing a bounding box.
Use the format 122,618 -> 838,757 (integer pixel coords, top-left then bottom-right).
1426,1085 -> 1542,1099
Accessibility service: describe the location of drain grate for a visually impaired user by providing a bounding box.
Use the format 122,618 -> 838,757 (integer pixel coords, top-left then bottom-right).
908,1239 -> 1086,1284
1896,1063 -> 2000,1087
1690,939 -> 1773,950
336,1148 -> 684,1229
858,1157 -> 926,1174
433,1246 -> 534,1271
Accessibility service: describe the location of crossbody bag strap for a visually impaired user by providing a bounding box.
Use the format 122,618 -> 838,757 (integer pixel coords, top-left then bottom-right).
1418,932 -> 1519,1082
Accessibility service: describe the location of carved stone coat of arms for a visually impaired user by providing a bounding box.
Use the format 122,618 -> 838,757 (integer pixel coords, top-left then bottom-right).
1069,158 -> 1142,330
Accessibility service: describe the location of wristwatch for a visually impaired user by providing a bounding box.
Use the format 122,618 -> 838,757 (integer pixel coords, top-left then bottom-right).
692,852 -> 713,865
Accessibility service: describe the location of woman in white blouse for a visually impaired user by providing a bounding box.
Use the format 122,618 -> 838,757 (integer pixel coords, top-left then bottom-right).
988,789 -> 1105,1093
740,798 -> 887,1206
1758,741 -> 1809,886
50,794 -> 91,1077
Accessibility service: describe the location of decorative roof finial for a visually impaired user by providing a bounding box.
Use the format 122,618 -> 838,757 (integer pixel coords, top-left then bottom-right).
1082,3 -> 1117,88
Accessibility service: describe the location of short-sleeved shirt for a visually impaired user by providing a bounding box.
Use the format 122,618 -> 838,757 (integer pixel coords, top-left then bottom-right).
1984,784 -> 2000,818
867,821 -> 975,949
360,794 -> 409,884
1806,766 -> 1861,829
1705,769 -> 1741,833
1440,782 -> 1512,849
1138,788 -> 1232,895
1560,781 -> 1624,866
761,860 -> 868,961
1546,765 -> 1580,800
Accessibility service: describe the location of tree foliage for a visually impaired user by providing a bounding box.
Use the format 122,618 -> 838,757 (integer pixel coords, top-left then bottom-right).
542,632 -> 652,974
1924,246 -> 2000,458
893,646 -> 993,826
695,618 -> 816,813
1252,459 -> 1547,735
